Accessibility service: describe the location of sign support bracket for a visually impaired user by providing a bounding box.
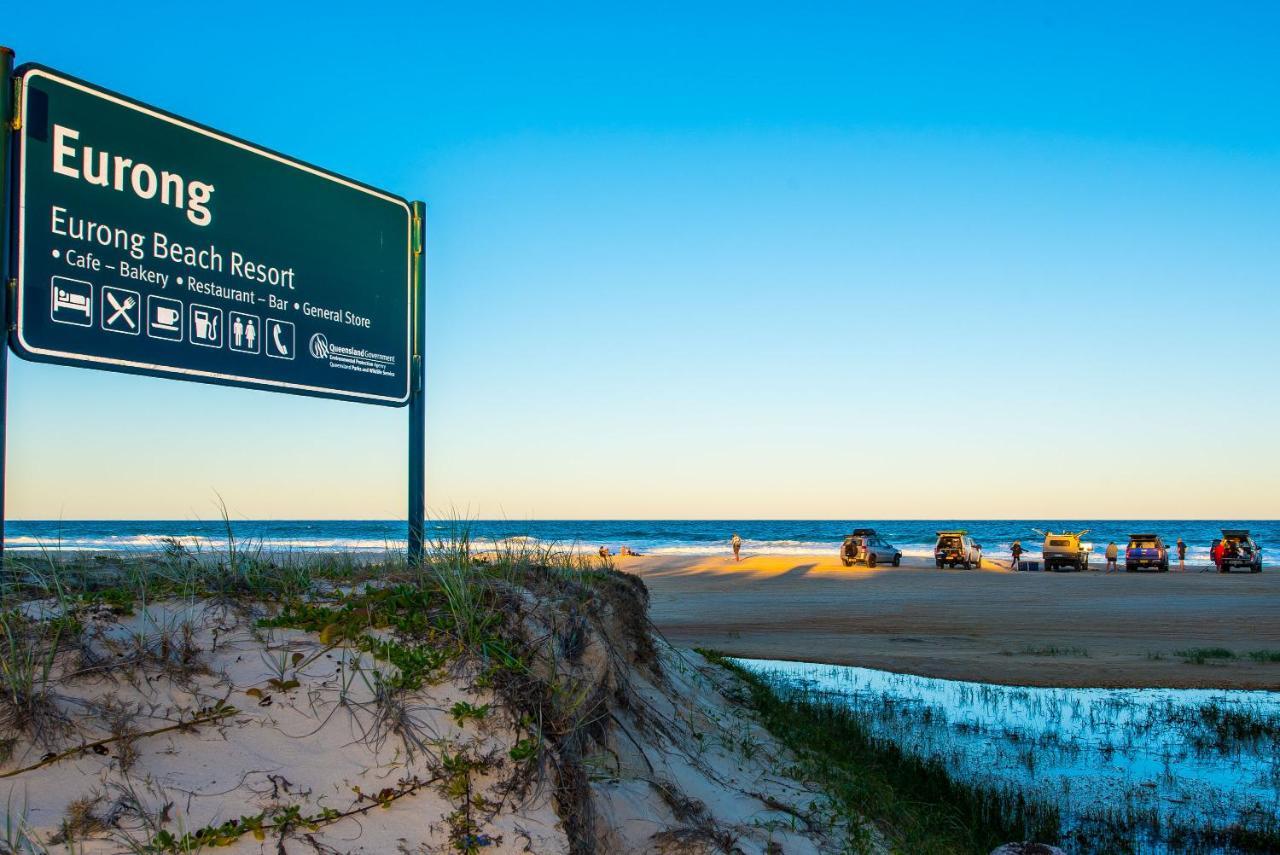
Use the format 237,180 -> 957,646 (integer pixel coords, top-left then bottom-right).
407,201 -> 426,565
0,46 -> 14,565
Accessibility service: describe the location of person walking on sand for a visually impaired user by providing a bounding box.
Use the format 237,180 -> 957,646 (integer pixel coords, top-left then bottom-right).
1010,540 -> 1023,571
1176,538 -> 1187,572
731,533 -> 742,562
1105,541 -> 1119,573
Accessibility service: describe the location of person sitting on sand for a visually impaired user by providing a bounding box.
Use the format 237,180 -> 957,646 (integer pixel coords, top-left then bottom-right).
598,545 -> 610,559
1105,541 -> 1119,573
1010,540 -> 1023,570
731,533 -> 742,562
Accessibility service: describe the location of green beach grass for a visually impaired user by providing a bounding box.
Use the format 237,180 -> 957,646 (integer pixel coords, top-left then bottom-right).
700,650 -> 1061,854
0,524 -> 654,853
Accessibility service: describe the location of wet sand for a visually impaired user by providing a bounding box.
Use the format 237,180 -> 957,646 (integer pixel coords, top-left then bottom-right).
618,553 -> 1280,689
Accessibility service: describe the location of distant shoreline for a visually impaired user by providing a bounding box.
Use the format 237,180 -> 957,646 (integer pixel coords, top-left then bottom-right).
5,517 -> 1278,566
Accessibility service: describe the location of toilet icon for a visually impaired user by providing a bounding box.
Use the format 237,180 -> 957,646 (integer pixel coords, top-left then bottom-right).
229,312 -> 261,353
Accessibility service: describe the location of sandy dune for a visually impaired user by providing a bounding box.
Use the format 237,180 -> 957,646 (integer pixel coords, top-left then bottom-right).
620,552 -> 1280,689
2,574 -> 871,853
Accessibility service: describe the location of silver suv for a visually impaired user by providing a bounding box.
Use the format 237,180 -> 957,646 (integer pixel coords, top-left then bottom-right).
935,531 -> 983,569
841,529 -> 902,568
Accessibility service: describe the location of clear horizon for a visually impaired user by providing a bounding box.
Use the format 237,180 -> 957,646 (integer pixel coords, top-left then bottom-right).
4,3 -> 1279,520
6,516 -> 1279,522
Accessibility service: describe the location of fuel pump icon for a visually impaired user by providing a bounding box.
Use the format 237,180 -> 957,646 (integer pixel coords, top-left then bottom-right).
188,304 -> 224,348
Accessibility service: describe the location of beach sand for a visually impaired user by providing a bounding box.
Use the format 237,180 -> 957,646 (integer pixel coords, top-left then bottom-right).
619,552 -> 1280,689
3,573 -> 869,853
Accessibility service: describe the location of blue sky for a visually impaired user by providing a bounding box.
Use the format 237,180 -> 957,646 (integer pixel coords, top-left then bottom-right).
4,3 -> 1279,520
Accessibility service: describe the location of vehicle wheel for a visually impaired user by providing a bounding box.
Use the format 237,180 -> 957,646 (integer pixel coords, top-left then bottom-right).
868,554 -> 878,568
1125,563 -> 1133,573
1219,566 -> 1227,574
892,554 -> 901,567
842,558 -> 853,567
963,560 -> 972,570
1252,565 -> 1261,574
935,560 -> 943,569
1160,562 -> 1169,572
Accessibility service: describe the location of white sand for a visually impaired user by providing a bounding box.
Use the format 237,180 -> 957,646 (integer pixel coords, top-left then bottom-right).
2,595 -> 876,853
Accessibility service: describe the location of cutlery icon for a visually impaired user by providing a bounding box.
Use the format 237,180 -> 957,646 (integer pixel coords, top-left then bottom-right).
106,292 -> 137,328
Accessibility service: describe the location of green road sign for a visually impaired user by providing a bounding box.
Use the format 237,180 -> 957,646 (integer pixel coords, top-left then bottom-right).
11,65 -> 413,406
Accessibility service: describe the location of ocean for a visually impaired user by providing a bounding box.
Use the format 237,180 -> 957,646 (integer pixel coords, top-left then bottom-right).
4,519 -> 1277,565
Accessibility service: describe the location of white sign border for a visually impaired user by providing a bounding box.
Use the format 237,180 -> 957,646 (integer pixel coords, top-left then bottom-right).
14,66 -> 414,407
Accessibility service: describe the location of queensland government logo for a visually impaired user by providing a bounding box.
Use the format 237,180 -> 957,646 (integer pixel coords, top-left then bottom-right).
308,332 -> 330,359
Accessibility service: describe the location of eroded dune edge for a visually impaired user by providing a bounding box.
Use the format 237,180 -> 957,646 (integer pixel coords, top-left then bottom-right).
0,549 -> 883,854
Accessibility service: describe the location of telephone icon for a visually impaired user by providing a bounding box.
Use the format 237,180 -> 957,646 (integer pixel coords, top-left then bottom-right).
265,318 -> 295,360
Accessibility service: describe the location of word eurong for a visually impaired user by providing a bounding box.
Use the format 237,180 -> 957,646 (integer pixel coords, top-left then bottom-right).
49,205 -> 297,289
52,124 -> 215,226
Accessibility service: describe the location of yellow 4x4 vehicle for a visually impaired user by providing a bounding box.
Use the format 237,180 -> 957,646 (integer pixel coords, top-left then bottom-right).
1035,529 -> 1093,572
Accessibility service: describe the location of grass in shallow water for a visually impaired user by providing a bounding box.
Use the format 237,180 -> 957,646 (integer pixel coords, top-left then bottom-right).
701,650 -> 1061,854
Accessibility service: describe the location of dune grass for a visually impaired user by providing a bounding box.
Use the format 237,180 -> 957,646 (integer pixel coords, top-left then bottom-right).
1176,647 -> 1237,665
1150,648 -> 1280,666
701,650 -> 1061,854
1017,645 -> 1090,658
0,521 -> 657,854
1245,650 -> 1280,664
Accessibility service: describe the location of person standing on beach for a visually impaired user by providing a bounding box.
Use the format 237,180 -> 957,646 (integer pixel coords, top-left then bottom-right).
1010,540 -> 1023,570
1176,538 -> 1187,571
1105,541 -> 1119,572
1209,539 -> 1224,572
731,533 -> 742,562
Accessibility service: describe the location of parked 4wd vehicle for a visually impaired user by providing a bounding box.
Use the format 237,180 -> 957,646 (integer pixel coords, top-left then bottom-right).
1215,530 -> 1263,574
934,531 -> 982,569
1125,534 -> 1169,572
841,529 -> 902,568
1036,529 -> 1093,572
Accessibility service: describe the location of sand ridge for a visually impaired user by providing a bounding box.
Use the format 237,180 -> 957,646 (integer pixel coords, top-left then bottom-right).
0,568 -> 876,853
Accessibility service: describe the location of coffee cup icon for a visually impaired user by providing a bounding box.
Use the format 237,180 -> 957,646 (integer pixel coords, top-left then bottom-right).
154,305 -> 180,329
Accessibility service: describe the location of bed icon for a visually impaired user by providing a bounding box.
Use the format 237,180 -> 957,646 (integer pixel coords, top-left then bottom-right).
50,276 -> 93,327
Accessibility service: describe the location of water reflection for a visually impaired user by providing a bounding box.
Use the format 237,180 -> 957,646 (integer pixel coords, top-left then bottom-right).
734,658 -> 1280,850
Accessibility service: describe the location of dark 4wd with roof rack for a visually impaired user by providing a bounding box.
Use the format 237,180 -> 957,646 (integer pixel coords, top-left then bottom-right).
1215,530 -> 1263,574
934,531 -> 982,569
